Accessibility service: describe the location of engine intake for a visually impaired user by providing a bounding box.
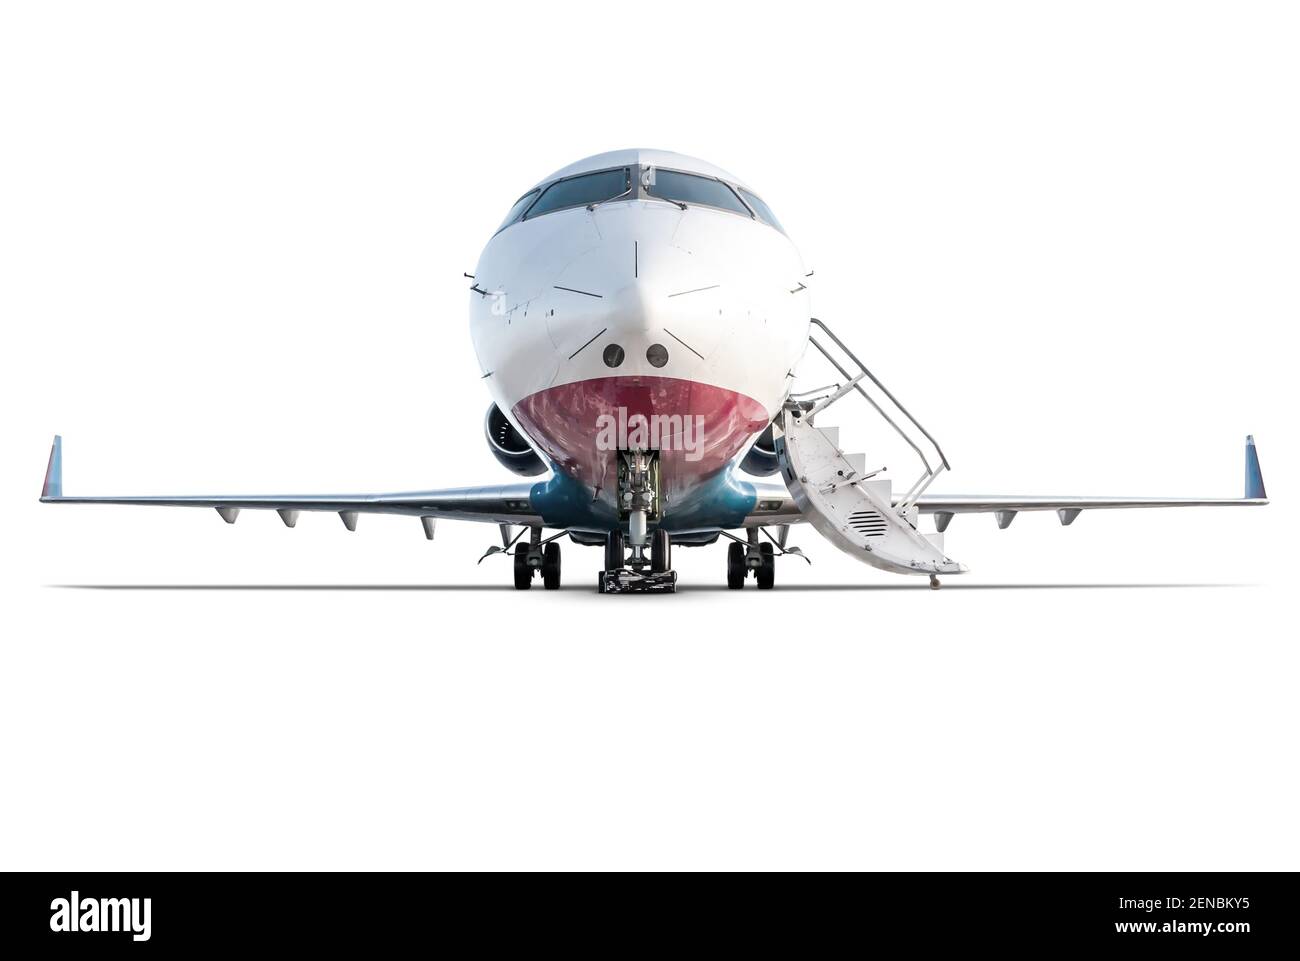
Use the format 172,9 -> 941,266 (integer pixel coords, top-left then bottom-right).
485,403 -> 546,476
740,424 -> 780,476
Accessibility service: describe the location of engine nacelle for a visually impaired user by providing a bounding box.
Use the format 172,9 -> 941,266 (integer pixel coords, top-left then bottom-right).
484,403 -> 547,476
740,424 -> 780,476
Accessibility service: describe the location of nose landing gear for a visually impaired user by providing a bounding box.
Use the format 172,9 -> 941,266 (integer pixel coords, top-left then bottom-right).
599,450 -> 677,593
599,527 -> 677,593
650,528 -> 671,573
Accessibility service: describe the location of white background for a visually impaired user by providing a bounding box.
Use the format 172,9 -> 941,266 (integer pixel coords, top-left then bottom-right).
1,1 -> 1295,870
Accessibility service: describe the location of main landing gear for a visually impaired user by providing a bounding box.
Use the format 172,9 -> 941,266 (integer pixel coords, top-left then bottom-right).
726,530 -> 776,590
512,527 -> 562,590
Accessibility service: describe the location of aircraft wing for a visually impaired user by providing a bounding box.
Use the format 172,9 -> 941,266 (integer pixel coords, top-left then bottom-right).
911,436 -> 1267,530
38,436 -> 543,532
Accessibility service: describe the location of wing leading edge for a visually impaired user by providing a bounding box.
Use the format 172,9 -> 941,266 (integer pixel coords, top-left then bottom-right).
39,436 -> 543,531
911,436 -> 1268,531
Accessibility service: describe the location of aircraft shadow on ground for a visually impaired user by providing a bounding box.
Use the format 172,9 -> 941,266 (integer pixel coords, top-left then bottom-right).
52,582 -> 1250,592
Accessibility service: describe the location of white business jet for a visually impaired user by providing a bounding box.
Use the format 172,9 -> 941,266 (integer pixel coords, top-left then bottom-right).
40,149 -> 1268,592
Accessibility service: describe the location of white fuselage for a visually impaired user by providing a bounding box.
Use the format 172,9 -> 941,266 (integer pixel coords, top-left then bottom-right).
469,150 -> 810,530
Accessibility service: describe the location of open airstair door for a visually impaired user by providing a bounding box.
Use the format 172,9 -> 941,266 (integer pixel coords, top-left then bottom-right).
774,318 -> 965,578
774,408 -> 965,577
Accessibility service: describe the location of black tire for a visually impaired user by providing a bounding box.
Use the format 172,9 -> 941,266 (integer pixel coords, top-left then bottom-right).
651,529 -> 671,573
513,548 -> 532,590
756,542 -> 775,590
726,541 -> 746,589
605,530 -> 625,572
542,542 -> 561,590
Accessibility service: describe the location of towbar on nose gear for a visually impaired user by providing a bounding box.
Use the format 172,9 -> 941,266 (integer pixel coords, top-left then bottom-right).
600,449 -> 677,593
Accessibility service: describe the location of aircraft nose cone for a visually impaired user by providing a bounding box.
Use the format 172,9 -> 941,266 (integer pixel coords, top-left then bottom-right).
605,278 -> 658,335
600,274 -> 707,372
545,235 -> 724,371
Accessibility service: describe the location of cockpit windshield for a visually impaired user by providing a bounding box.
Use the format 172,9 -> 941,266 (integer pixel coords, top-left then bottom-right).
493,163 -> 785,236
524,167 -> 631,220
737,187 -> 784,233
496,189 -> 539,232
645,169 -> 751,216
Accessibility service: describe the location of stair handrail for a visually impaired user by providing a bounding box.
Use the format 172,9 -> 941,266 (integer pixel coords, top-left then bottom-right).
804,317 -> 952,512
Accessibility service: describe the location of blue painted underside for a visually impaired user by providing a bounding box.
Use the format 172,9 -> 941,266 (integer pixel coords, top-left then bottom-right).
528,462 -> 758,534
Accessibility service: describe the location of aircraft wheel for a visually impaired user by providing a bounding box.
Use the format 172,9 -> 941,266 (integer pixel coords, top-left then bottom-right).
726,542 -> 746,589
651,529 -> 671,573
605,530 -> 625,571
542,542 -> 561,590
513,548 -> 532,590
756,542 -> 775,590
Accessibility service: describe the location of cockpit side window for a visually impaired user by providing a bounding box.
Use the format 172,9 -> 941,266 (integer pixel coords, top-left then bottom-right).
524,167 -> 631,220
497,189 -> 540,232
737,187 -> 784,233
646,169 -> 751,217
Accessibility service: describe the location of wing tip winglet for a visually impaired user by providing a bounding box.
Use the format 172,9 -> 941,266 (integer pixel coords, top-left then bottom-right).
1245,434 -> 1266,500
41,435 -> 63,500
